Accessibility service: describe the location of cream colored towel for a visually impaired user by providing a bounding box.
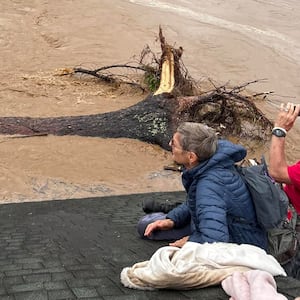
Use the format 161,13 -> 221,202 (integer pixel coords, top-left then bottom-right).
120,242 -> 286,290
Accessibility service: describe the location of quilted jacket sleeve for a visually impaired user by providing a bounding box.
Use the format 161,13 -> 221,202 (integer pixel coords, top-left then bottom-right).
166,202 -> 191,228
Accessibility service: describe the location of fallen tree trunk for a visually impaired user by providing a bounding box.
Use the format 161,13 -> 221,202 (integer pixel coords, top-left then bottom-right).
0,90 -> 273,151
0,27 -> 274,151
0,94 -> 175,149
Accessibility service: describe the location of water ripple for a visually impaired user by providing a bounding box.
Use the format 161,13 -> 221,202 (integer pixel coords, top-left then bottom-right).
128,0 -> 300,64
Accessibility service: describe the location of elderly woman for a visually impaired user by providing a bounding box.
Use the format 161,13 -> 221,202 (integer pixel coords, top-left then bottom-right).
138,122 -> 267,250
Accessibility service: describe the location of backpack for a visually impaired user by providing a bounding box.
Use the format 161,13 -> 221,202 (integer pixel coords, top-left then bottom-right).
235,158 -> 298,264
267,204 -> 298,264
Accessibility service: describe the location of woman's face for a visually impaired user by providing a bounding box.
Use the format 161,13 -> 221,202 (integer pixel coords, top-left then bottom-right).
169,132 -> 199,169
169,132 -> 191,166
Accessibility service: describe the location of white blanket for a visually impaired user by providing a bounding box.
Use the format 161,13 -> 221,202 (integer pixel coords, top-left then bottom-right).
120,242 -> 286,290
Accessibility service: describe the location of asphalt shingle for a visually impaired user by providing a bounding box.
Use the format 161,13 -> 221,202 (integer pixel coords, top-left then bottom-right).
0,191 -> 299,299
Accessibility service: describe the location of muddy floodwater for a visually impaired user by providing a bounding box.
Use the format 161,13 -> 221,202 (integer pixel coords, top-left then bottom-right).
0,0 -> 299,203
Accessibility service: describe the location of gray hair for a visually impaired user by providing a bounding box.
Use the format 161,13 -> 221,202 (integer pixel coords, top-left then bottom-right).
176,122 -> 218,161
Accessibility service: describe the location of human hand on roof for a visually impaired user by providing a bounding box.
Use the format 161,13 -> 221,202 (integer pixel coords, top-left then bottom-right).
144,218 -> 175,237
169,235 -> 189,248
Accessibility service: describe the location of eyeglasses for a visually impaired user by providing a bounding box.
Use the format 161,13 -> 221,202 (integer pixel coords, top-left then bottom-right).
170,138 -> 185,151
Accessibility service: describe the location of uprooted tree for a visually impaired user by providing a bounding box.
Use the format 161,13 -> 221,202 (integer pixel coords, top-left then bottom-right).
0,27 -> 273,151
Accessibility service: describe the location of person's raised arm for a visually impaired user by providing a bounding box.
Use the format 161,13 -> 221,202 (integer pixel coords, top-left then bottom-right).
269,102 -> 300,183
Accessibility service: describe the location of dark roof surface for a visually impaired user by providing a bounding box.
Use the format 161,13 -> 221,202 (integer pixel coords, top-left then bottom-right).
0,191 -> 299,299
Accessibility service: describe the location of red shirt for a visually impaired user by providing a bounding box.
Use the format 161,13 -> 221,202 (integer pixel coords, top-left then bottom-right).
285,161 -> 300,214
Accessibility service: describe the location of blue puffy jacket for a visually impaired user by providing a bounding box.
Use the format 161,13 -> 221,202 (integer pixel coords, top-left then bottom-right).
167,139 -> 267,250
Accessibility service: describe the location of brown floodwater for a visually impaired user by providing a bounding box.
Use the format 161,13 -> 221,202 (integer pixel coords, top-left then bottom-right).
0,0 -> 299,203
